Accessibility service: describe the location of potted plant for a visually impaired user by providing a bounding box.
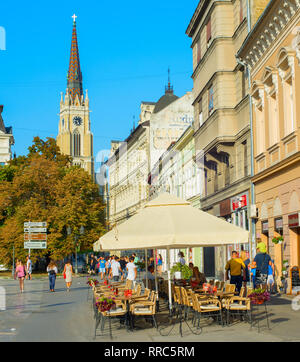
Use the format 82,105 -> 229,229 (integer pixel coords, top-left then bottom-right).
87,277 -> 99,287
95,296 -> 116,312
248,288 -> 270,305
171,263 -> 193,280
272,235 -> 284,245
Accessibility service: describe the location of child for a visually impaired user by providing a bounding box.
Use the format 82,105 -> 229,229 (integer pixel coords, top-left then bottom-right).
250,260 -> 257,289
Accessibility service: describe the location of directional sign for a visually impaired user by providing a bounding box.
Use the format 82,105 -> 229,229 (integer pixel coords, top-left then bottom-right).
24,222 -> 47,228
24,241 -> 47,249
24,234 -> 47,241
24,228 -> 47,233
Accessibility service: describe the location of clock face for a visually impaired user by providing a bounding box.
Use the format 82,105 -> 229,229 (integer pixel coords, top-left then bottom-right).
73,116 -> 83,126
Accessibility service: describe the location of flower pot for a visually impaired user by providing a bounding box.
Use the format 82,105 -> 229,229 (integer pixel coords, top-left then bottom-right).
174,271 -> 182,280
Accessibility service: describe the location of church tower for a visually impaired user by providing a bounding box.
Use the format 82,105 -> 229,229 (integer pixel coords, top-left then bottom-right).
57,15 -> 94,177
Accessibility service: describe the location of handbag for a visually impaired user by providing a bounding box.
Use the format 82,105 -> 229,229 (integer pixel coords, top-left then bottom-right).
63,272 -> 66,279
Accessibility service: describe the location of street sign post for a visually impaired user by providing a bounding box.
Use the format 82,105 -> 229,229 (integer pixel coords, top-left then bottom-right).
24,242 -> 47,249
24,228 -> 47,233
24,234 -> 47,241
24,222 -> 47,228
24,222 -> 48,254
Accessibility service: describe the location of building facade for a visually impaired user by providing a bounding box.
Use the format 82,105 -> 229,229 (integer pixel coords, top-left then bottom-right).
238,0 -> 300,282
149,126 -> 203,269
57,17 -> 94,176
0,105 -> 14,165
186,0 -> 269,279
107,83 -> 194,232
107,121 -> 150,226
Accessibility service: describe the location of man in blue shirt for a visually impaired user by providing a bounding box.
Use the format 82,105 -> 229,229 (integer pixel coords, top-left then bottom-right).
253,242 -> 272,289
98,256 -> 106,281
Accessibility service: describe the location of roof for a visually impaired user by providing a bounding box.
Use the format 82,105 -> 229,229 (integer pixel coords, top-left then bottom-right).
67,20 -> 83,101
153,89 -> 179,114
141,101 -> 156,105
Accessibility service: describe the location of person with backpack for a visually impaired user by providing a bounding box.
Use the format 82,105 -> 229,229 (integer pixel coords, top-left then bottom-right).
253,242 -> 272,289
47,260 -> 58,292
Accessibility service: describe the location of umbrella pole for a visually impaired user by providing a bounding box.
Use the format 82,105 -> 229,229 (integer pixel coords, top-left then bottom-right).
145,249 -> 148,289
167,246 -> 172,315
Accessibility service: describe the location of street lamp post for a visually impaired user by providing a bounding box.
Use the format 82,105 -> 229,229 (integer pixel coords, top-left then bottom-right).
67,225 -> 85,274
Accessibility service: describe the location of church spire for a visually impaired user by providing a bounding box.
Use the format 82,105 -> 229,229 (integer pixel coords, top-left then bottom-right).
165,67 -> 174,95
67,14 -> 83,102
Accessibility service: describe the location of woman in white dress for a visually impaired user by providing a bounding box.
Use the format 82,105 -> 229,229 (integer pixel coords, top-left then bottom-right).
63,260 -> 73,292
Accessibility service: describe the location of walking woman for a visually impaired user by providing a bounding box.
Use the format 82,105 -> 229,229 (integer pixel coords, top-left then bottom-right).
63,260 -> 73,292
47,260 -> 58,292
15,259 -> 26,293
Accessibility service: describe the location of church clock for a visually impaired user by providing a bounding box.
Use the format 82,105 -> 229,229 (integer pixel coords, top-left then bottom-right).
73,116 -> 83,126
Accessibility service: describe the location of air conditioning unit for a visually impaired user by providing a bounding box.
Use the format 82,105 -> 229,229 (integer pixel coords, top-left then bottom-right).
250,204 -> 258,219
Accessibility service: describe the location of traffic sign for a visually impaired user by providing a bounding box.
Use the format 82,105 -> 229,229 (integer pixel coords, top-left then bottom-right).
24,233 -> 47,241
24,241 -> 47,249
24,228 -> 47,233
24,222 -> 47,228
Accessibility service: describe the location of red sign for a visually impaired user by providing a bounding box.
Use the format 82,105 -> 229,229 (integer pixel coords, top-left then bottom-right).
288,213 -> 300,228
24,233 -> 47,241
232,194 -> 247,211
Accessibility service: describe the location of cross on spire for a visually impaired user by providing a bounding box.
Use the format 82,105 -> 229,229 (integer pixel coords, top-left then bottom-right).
72,14 -> 77,23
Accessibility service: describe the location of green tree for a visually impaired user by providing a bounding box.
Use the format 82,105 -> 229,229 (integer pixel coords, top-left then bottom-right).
0,138 -> 106,266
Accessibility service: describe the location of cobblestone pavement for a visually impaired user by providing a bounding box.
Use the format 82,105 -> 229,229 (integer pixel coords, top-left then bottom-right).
0,277 -> 299,342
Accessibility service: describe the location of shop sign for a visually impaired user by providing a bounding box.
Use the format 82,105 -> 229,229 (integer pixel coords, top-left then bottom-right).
288,213 -> 300,228
231,194 -> 248,212
262,220 -> 269,234
275,217 -> 283,231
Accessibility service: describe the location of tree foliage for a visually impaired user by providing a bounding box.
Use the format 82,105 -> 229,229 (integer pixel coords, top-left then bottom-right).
0,137 -> 106,266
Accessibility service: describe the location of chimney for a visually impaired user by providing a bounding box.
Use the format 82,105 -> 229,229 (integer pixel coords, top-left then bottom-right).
0,105 -> 3,114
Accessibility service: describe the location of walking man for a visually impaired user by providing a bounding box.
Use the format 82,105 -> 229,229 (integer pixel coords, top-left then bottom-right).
110,256 -> 122,282
126,256 -> 137,289
225,251 -> 245,294
99,256 -> 106,281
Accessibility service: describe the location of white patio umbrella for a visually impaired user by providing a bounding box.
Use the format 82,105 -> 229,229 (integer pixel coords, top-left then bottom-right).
94,193 -> 249,311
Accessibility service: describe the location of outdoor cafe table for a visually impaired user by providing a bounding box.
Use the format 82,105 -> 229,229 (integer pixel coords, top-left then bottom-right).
114,294 -> 134,331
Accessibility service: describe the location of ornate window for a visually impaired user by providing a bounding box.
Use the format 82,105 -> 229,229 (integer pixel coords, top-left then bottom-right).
252,82 -> 265,156
277,49 -> 296,137
262,67 -> 279,147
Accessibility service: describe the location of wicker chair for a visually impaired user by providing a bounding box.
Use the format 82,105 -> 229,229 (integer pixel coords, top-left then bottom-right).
221,284 -> 236,308
94,300 -> 127,339
224,293 -> 252,326
219,281 -> 225,291
130,291 -> 158,329
129,288 -> 151,305
192,293 -> 223,328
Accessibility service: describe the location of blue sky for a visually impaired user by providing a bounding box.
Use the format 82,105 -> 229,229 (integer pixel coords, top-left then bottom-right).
0,1 -> 197,171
